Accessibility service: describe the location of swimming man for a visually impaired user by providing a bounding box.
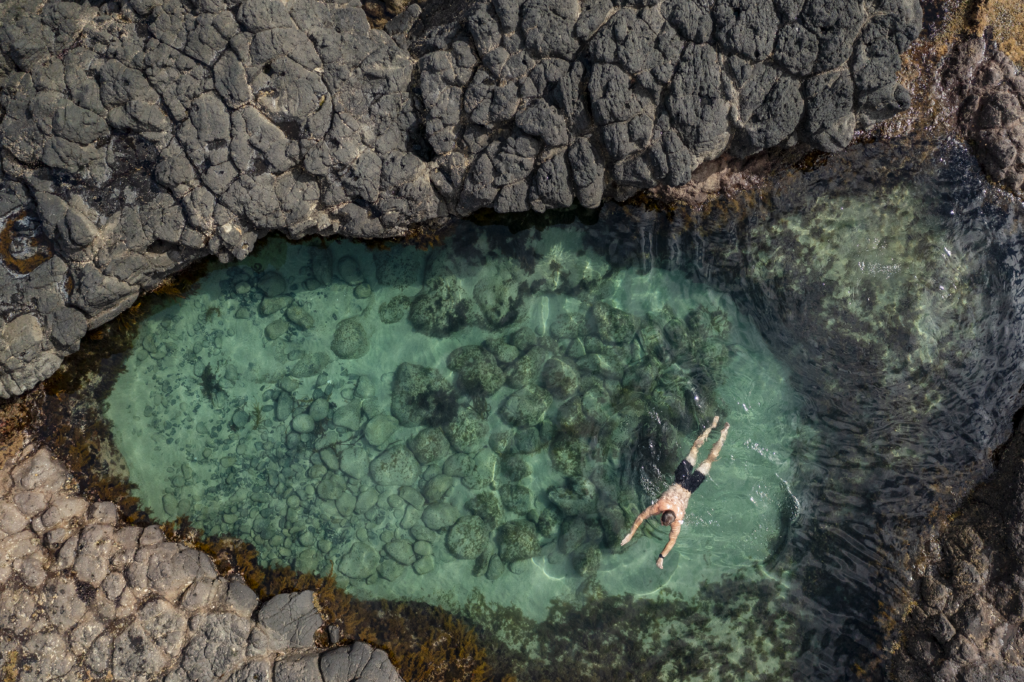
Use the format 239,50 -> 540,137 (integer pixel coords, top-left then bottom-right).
621,416 -> 730,569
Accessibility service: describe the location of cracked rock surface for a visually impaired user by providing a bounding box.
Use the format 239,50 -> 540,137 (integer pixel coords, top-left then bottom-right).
943,37 -> 1024,196
0,0 -> 922,398
0,441 -> 403,682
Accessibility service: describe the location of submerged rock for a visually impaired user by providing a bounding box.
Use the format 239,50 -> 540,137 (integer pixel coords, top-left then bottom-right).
390,363 -> 457,427
447,346 -> 505,396
331,318 -> 370,359
501,386 -> 553,427
499,520 -> 540,564
591,302 -> 636,345
369,445 -> 421,487
379,296 -> 412,324
364,414 -> 399,448
340,542 -> 379,579
542,358 -> 580,399
446,516 -> 489,559
409,276 -> 478,337
422,503 -> 460,531
443,408 -> 490,454
408,427 -> 452,465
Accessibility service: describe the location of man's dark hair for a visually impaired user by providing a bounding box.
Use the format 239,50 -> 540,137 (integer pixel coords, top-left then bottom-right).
661,510 -> 676,525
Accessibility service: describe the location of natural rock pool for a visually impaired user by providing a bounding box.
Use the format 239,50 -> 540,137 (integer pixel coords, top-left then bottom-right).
96,139 -> 1024,680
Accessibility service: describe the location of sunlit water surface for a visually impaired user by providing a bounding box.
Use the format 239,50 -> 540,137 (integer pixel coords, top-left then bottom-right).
103,140 -> 1024,680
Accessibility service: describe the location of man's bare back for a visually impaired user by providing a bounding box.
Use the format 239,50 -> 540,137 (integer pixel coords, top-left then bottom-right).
620,417 -> 730,569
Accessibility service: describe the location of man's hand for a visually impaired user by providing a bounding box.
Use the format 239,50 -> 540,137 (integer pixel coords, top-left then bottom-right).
656,557 -> 664,570
620,533 -> 633,546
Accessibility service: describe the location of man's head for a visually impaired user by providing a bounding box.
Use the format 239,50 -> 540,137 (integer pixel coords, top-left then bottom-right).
661,510 -> 676,526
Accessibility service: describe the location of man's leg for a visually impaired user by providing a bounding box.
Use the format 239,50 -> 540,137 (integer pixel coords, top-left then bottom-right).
684,415 -> 720,467
696,422 -> 730,476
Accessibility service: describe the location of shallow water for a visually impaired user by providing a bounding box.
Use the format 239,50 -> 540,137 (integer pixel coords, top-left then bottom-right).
101,139 -> 1024,680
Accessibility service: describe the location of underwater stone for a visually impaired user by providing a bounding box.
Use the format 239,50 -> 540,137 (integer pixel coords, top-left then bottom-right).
286,304 -> 315,330
466,491 -> 503,527
335,492 -> 356,516
339,542 -> 379,579
550,312 -> 585,339
330,318 -> 370,359
499,483 -> 533,515
443,408 -> 490,454
556,397 -> 588,436
316,473 -> 346,502
390,363 -> 456,428
413,540 -> 432,556
501,385 -> 553,427
373,246 -> 426,288
385,540 -> 416,565
542,358 -> 580,399
399,486 -> 425,509
356,489 -> 380,514
485,340 -> 520,365
566,338 -> 586,359
364,414 -> 399,448
309,399 -> 331,422
499,520 -> 540,564
443,454 -> 471,478
378,296 -> 412,324
509,328 -> 538,352
337,257 -> 363,285
549,483 -> 597,517
333,403 -> 363,431
591,302 -> 636,344
379,559 -> 406,582
231,409 -> 250,430
401,506 -> 422,530
369,445 -> 421,487
257,272 -> 288,297
290,351 -> 332,378
462,450 -> 497,490
340,449 -> 370,479
505,347 -> 549,388
354,283 -> 372,299
473,264 -> 526,328
409,275 -> 477,337
447,346 -> 505,396
486,555 -> 505,580
408,427 -> 452,465
422,503 -> 460,530
550,434 -> 587,476
292,414 -> 315,434
310,249 -> 333,287
413,555 -> 435,575
560,517 -> 590,554
259,296 -> 292,316
411,526 -> 439,543
536,508 -> 559,537
577,353 -> 621,378
319,449 -> 340,470
514,427 -> 542,454
598,505 -> 627,547
422,474 -> 454,504
503,457 -> 532,482
573,540 -> 602,573
446,516 -> 489,559
296,548 -> 318,573
489,429 -> 515,455
265,319 -> 289,341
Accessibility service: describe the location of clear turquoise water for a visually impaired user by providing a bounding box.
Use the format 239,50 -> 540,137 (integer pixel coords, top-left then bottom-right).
102,139 -> 1024,680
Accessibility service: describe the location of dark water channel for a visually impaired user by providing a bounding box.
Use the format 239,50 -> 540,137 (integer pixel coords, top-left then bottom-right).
70,136 -> 1024,681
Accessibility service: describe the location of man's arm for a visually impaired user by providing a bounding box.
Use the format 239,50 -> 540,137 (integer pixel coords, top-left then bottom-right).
656,521 -> 682,569
620,503 -> 659,545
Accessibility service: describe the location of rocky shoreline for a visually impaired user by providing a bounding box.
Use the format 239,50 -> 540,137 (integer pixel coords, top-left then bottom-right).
0,0 -> 925,398
0,439 -> 404,682
886,409 -> 1024,681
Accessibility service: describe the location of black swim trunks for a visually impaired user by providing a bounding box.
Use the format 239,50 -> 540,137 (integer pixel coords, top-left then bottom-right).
674,460 -> 705,493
